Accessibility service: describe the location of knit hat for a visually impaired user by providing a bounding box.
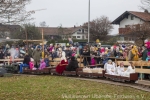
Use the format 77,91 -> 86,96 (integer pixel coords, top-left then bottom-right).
108,59 -> 112,63
66,43 -> 70,47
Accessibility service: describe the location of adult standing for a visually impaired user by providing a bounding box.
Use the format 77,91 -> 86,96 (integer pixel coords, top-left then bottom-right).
82,46 -> 90,66
0,49 -> 4,64
32,46 -> 41,68
65,46 -> 72,62
127,46 -> 133,61
142,46 -> 148,61
28,45 -> 33,58
131,46 -> 139,61
0,49 -> 4,59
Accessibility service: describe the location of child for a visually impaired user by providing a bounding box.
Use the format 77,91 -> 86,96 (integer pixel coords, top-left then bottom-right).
39,59 -> 46,70
44,54 -> 50,67
116,62 -> 125,76
146,52 -> 150,61
121,62 -> 135,77
91,55 -> 96,68
29,58 -> 37,70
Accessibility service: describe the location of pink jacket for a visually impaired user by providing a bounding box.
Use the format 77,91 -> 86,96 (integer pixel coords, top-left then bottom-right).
91,58 -> 96,65
39,60 -> 46,70
49,46 -> 54,52
29,62 -> 34,70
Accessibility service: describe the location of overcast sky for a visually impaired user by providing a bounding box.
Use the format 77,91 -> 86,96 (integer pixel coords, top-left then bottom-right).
26,0 -> 143,35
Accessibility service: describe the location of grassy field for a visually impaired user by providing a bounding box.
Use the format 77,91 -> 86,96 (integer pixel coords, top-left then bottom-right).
0,75 -> 149,100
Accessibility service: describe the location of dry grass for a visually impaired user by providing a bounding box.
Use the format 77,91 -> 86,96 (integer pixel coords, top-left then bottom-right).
0,75 -> 149,100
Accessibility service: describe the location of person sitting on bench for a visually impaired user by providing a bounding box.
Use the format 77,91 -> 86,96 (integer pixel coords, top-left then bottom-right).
39,59 -> 46,70
66,56 -> 79,71
56,52 -> 68,74
19,53 -> 30,73
29,58 -> 37,70
105,60 -> 116,75
116,62 -> 125,76
121,62 -> 135,77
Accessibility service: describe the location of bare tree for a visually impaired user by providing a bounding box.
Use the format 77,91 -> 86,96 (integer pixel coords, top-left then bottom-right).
125,22 -> 150,46
10,23 -> 41,39
83,16 -> 113,41
0,0 -> 31,24
39,21 -> 48,27
141,0 -> 150,11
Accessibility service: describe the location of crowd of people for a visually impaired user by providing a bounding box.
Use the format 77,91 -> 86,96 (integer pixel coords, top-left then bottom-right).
0,40 -> 149,78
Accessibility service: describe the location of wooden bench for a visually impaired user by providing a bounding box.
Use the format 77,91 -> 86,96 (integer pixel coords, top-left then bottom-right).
117,61 -> 150,80
104,61 -> 144,82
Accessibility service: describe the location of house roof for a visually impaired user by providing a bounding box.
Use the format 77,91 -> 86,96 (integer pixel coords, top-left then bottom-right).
0,24 -> 21,31
38,27 -> 58,35
111,11 -> 150,24
38,26 -> 86,35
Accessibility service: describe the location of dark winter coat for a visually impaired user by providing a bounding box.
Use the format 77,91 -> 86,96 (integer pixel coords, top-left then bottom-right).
66,58 -> 79,71
142,49 -> 148,61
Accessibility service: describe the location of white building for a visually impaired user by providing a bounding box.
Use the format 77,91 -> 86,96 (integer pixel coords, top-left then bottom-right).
39,26 -> 88,40
112,11 -> 150,35
71,28 -> 87,40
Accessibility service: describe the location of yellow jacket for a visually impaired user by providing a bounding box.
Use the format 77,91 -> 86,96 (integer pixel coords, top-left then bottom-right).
131,46 -> 139,61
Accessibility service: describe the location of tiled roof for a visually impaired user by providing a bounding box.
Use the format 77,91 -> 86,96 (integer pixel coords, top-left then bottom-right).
111,11 -> 150,24
38,27 -> 58,35
129,11 -> 150,21
38,26 -> 86,35
0,24 -> 21,31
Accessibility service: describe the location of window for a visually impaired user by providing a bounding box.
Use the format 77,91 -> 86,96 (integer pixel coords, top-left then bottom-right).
77,36 -> 80,38
126,15 -> 128,19
82,29 -> 84,33
131,16 -> 134,20
125,25 -> 130,28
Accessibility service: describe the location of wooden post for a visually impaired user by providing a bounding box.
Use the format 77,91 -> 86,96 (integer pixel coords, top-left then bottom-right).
80,55 -> 82,67
42,29 -> 44,59
140,65 -> 143,80
25,27 -> 28,52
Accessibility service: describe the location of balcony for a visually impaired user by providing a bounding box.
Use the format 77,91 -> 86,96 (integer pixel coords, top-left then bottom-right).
119,28 -> 131,34
119,24 -> 142,34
